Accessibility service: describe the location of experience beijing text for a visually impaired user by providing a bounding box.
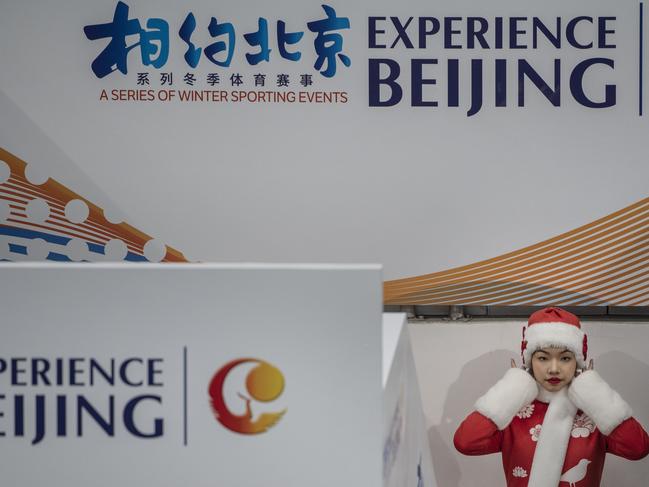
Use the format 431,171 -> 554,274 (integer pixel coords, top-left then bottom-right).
367,15 -> 617,115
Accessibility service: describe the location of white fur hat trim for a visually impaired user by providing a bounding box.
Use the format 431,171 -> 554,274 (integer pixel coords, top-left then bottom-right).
523,321 -> 586,368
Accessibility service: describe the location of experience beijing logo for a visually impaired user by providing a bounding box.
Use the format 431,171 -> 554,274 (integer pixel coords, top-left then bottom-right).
83,2 -> 351,79
0,355 -> 287,445
0,356 -> 164,445
208,358 -> 286,435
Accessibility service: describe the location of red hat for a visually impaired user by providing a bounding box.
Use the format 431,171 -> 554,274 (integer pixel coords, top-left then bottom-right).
521,307 -> 588,368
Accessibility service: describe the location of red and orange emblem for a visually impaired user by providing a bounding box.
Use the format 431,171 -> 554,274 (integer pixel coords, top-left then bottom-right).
208,358 -> 286,435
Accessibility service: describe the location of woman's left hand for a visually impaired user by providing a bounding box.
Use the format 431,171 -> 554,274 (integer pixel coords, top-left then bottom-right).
575,359 -> 594,376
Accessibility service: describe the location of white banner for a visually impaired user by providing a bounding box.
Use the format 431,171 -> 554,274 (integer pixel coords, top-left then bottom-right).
1,0 -> 647,300
0,263 -> 383,487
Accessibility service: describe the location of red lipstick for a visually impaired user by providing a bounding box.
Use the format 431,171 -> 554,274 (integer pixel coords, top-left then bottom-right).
547,378 -> 562,384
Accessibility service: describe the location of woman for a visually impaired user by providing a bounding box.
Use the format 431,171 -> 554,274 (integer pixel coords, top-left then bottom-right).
454,307 -> 649,486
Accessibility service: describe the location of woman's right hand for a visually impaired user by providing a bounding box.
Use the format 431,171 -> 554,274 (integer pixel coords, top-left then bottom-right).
511,359 -> 526,370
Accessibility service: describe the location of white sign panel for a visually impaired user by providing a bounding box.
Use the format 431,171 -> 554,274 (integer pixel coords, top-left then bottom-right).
383,314 -> 436,487
0,263 -> 382,487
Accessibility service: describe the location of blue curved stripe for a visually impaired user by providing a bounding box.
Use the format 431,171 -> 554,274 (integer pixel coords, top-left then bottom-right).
1,224 -> 70,245
1,224 -> 147,262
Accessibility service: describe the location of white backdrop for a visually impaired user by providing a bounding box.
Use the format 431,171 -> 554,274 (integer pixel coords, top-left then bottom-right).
0,263 -> 383,487
1,0 -> 647,280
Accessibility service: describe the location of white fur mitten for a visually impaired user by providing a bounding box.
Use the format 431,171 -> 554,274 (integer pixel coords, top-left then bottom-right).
568,370 -> 632,435
475,368 -> 538,430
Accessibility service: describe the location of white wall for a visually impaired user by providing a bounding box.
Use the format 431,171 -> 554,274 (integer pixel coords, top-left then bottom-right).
409,319 -> 649,487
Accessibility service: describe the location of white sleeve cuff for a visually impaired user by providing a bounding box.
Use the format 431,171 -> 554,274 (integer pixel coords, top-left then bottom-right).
568,370 -> 632,435
475,368 -> 538,430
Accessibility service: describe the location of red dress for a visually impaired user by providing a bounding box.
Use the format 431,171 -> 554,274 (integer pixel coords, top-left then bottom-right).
455,399 -> 649,486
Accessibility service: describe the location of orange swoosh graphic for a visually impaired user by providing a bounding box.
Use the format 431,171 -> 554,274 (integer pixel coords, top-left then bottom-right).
384,197 -> 649,306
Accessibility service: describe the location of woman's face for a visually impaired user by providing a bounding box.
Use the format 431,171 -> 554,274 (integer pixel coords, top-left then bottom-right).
531,347 -> 577,392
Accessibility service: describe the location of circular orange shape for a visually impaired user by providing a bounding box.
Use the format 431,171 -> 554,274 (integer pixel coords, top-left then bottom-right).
245,361 -> 285,402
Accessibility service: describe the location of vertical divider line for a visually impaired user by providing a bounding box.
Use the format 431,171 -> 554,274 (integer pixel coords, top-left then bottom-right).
183,346 -> 188,446
641,2 -> 644,116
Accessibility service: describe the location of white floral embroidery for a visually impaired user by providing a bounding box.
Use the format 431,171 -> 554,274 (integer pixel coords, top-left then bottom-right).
516,403 -> 535,419
512,466 -> 528,478
530,424 -> 542,442
571,413 -> 596,438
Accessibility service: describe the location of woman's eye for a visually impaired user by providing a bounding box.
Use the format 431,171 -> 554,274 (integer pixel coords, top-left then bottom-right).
537,357 -> 546,361
561,357 -> 572,362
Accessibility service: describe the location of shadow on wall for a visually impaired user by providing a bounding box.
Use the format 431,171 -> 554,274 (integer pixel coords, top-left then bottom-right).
428,349 -> 513,487
597,351 -> 649,487
427,349 -> 649,487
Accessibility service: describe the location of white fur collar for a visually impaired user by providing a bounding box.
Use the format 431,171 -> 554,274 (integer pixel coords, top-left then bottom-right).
528,386 -> 577,487
536,386 -> 558,403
